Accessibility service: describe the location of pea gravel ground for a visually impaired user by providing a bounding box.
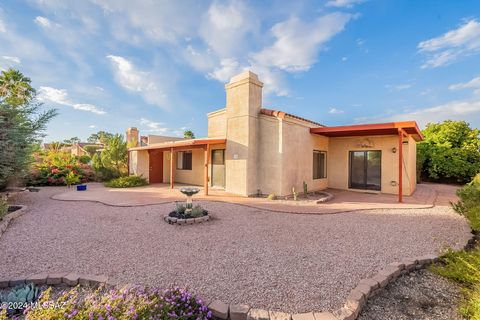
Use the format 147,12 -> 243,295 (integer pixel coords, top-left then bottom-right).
0,187 -> 471,313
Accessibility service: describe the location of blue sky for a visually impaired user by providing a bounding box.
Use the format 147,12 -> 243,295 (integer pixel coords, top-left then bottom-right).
1,0 -> 480,142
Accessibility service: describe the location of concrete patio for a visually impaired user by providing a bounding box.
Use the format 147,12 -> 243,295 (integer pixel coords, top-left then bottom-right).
51,182 -> 457,214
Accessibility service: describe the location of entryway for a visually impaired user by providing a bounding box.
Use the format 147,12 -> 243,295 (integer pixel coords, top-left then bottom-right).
148,149 -> 163,183
211,149 -> 225,188
349,150 -> 381,191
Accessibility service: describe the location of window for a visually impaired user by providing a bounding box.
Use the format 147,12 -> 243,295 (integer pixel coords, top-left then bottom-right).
313,151 -> 327,179
176,151 -> 192,170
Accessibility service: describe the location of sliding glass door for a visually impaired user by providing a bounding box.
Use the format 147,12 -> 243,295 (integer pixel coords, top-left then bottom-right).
349,151 -> 381,191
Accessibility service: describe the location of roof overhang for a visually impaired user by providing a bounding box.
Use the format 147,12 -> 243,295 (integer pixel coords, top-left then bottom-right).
128,138 -> 226,151
310,121 -> 423,141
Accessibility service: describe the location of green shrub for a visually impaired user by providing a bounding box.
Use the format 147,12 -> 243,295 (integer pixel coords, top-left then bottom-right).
453,173 -> 480,231
78,155 -> 91,164
431,248 -> 480,286
65,171 -> 81,187
105,175 -> 148,188
0,196 -> 7,220
267,193 -> 276,200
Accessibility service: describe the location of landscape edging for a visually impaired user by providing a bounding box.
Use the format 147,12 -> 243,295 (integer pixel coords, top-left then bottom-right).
0,205 -> 27,239
0,273 -> 109,289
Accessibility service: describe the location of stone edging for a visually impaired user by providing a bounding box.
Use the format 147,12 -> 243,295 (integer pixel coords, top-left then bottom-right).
0,205 -> 27,239
163,215 -> 210,225
0,273 -> 109,289
316,192 -> 334,204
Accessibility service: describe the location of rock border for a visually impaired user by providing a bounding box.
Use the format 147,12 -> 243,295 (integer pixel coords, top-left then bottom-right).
315,192 -> 334,204
163,215 -> 210,225
0,205 -> 27,239
0,273 -> 109,289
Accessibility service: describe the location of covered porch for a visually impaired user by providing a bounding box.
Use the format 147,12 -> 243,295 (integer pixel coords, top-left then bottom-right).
128,138 -> 226,195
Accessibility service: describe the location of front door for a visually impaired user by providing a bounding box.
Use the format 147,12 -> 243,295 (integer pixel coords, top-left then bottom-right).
211,149 -> 225,188
149,150 -> 163,183
349,150 -> 381,191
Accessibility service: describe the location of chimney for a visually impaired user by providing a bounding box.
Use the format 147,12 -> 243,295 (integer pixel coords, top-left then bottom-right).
224,70 -> 263,196
126,127 -> 139,147
140,136 -> 148,146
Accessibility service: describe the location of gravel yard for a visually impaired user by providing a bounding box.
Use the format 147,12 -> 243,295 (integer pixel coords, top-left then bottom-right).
0,187 -> 471,313
358,269 -> 463,320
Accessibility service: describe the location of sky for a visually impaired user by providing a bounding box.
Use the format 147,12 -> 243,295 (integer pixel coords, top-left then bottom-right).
1,0 -> 480,142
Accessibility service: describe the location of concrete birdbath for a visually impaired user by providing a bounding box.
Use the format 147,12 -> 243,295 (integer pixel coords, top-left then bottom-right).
180,187 -> 200,213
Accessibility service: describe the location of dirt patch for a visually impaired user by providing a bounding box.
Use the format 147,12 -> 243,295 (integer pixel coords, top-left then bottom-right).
358,269 -> 462,320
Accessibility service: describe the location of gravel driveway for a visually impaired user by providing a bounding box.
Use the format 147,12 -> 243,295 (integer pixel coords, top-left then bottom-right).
0,187 -> 471,313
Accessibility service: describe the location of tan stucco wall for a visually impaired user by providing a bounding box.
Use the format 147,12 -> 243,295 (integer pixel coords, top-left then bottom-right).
129,150 -> 149,180
162,149 -> 204,186
328,135 -> 415,195
256,115 -> 329,197
224,72 -> 262,196
207,109 -> 227,138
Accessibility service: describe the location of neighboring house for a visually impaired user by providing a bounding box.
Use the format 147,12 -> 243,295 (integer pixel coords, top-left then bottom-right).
127,71 -> 422,202
43,142 -> 103,157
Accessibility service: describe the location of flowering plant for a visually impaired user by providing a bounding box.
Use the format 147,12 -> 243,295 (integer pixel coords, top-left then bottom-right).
24,285 -> 211,320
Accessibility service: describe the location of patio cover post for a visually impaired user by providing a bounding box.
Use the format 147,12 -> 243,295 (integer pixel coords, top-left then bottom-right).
398,129 -> 406,203
170,147 -> 175,189
204,144 -> 210,195
127,151 -> 130,176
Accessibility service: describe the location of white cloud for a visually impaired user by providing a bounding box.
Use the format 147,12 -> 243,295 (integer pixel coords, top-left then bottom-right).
107,55 -> 168,108
253,13 -> 353,73
341,56 -> 348,61
138,118 -> 185,137
386,83 -> 412,91
0,18 -> 5,33
1,56 -> 21,64
89,125 -> 96,128
34,16 -> 52,28
208,58 -> 241,82
449,76 -> 480,91
378,99 -> 480,128
418,19 -> 480,68
38,86 -> 106,115
200,0 -> 257,57
325,0 -> 365,8
329,107 -> 345,114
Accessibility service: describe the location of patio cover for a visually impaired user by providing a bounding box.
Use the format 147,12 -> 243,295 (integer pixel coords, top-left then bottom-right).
310,121 -> 423,203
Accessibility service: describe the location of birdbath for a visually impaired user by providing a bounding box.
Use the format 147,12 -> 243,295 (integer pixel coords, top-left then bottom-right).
180,187 -> 200,213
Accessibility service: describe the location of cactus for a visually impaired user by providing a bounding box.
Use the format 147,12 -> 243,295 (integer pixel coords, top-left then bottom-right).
292,187 -> 298,201
0,283 -> 41,316
303,181 -> 308,196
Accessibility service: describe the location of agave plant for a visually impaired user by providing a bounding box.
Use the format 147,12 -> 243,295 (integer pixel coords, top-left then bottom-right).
0,283 -> 41,316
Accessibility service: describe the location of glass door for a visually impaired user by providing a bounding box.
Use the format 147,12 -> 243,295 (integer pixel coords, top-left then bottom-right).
349,151 -> 381,191
211,149 -> 225,188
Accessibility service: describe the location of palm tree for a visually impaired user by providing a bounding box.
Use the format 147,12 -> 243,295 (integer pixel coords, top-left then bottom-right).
0,68 -> 36,106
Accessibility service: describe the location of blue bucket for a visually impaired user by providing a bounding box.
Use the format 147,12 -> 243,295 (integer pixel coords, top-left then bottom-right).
76,185 -> 87,191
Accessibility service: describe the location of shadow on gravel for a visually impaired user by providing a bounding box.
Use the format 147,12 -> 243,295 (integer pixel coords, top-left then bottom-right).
358,269 -> 462,320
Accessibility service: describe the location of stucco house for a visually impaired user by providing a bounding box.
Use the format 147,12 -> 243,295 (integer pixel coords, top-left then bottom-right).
127,71 -> 423,202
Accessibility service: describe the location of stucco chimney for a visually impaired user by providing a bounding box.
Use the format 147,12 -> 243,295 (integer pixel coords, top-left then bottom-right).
224,70 -> 263,196
126,127 -> 139,147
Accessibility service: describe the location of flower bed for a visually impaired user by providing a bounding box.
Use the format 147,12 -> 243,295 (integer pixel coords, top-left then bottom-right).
0,283 -> 211,320
165,203 -> 209,225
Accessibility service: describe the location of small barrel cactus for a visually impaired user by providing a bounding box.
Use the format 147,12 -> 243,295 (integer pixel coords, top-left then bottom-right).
0,283 -> 41,316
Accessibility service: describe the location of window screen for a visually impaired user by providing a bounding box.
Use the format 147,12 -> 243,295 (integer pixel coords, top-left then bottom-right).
313,151 -> 327,179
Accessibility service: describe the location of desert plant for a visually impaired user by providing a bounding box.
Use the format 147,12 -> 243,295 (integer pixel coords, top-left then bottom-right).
267,193 -> 276,200
0,283 -> 40,316
191,205 -> 207,217
104,175 -> 148,188
175,203 -> 186,215
292,187 -> 298,201
303,181 -> 308,195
